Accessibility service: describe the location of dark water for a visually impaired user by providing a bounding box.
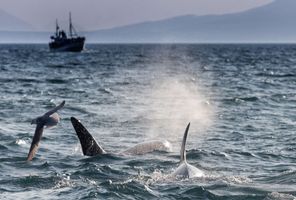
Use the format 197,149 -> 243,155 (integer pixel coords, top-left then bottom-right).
0,44 -> 296,200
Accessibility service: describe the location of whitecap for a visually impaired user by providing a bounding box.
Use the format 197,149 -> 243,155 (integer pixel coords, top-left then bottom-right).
54,174 -> 74,189
15,139 -> 27,145
144,184 -> 160,197
264,192 -> 296,200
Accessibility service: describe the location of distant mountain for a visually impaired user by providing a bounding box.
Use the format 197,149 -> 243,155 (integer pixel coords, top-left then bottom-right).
87,0 -> 296,43
0,9 -> 33,31
1,0 -> 296,43
0,31 -> 49,43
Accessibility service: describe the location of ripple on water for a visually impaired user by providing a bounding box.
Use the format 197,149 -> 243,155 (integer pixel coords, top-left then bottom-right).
0,44 -> 296,199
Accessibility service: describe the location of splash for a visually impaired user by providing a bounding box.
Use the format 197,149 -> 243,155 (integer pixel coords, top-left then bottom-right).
264,192 -> 296,200
15,139 -> 27,145
54,173 -> 74,189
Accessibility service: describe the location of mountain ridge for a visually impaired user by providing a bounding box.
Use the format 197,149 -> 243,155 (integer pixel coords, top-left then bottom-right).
0,9 -> 33,31
86,0 -> 296,43
1,0 -> 296,43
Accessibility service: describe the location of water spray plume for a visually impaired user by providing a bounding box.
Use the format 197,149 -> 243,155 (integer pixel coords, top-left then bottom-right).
146,77 -> 214,143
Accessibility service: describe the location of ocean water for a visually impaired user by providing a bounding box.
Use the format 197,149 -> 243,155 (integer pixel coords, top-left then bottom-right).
0,44 -> 296,200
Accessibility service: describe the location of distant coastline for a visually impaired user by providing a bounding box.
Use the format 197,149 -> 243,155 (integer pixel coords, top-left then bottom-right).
1,1 -> 296,43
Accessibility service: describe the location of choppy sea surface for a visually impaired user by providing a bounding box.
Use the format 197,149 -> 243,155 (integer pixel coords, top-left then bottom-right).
0,44 -> 296,200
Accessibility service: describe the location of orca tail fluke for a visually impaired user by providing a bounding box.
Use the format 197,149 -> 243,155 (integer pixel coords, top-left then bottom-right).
180,122 -> 190,163
70,117 -> 106,156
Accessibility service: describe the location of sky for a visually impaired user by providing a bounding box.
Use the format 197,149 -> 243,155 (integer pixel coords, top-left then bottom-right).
0,0 -> 273,31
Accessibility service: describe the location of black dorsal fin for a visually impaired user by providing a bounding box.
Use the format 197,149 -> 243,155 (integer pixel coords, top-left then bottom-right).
71,117 -> 106,156
180,123 -> 190,163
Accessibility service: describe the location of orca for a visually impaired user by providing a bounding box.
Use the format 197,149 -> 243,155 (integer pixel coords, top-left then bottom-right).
171,123 -> 204,178
70,117 -> 172,156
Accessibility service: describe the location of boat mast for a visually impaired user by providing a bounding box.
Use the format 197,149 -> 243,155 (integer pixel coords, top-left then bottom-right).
56,19 -> 59,37
69,12 -> 73,37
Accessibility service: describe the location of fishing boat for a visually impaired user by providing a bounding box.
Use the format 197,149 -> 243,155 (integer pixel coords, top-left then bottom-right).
49,13 -> 85,52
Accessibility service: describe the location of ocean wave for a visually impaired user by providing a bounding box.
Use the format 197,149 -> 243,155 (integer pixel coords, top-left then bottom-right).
1,44 -> 296,199
256,73 -> 296,78
264,192 -> 296,200
46,79 -> 68,84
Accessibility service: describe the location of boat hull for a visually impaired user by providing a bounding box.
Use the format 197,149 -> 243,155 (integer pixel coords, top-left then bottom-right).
49,37 -> 85,52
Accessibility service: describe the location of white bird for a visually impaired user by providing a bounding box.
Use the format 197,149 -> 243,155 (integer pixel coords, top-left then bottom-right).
27,100 -> 65,161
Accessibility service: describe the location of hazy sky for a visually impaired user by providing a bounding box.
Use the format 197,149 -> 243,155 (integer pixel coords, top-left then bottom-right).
0,0 -> 273,31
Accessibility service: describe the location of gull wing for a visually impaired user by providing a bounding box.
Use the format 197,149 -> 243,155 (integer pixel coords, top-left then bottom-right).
44,100 -> 65,117
27,123 -> 44,161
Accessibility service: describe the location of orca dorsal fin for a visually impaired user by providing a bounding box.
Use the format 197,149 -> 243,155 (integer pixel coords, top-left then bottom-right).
70,117 -> 106,156
180,122 -> 190,163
